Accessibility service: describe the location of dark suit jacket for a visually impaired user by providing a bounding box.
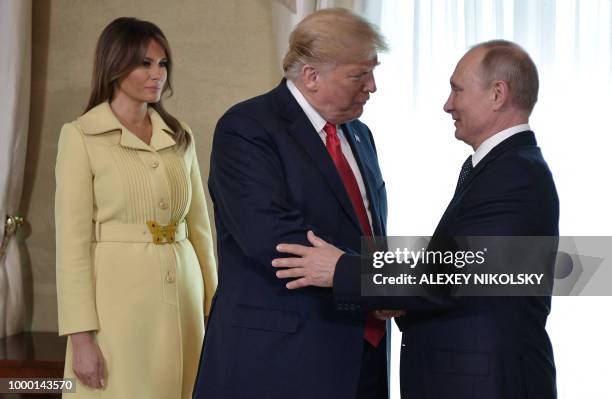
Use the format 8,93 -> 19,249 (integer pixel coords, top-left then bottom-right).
334,131 -> 559,399
193,80 -> 387,399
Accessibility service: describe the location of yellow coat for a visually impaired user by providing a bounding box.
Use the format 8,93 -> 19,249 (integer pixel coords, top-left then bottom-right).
55,102 -> 217,398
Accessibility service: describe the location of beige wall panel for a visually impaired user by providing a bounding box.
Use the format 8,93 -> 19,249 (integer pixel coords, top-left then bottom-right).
22,0 -> 280,332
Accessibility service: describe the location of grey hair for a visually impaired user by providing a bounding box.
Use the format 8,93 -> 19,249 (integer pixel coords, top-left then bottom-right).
472,40 -> 539,114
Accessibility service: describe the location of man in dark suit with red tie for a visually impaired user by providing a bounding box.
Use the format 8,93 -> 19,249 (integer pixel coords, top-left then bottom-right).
193,8 -> 390,399
273,40 -> 559,398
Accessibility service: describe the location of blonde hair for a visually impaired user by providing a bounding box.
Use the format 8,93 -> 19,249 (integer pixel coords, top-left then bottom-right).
283,8 -> 387,80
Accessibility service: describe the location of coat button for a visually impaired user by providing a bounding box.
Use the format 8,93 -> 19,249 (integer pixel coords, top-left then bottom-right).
150,160 -> 159,168
159,200 -> 168,210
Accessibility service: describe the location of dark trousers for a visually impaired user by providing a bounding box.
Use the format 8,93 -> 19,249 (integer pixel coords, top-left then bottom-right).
356,336 -> 388,399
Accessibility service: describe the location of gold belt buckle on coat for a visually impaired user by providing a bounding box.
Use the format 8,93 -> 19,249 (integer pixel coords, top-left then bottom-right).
146,221 -> 177,244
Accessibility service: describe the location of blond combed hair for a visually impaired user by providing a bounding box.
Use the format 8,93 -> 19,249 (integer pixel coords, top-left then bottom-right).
283,8 -> 388,80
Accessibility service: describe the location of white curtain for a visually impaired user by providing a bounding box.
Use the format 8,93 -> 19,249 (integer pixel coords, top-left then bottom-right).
0,0 -> 32,339
358,1 -> 612,398
362,0 -> 612,236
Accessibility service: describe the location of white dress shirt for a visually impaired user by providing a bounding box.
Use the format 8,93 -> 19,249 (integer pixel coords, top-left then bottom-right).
286,79 -> 373,229
472,124 -> 531,167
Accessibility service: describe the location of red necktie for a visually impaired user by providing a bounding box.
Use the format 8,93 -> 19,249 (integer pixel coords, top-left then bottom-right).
323,122 -> 386,347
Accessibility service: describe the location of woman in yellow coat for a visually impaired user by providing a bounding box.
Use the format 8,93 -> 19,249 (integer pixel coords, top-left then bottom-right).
55,17 -> 217,398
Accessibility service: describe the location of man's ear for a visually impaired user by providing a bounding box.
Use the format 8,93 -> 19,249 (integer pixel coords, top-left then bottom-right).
491,80 -> 509,111
300,64 -> 319,91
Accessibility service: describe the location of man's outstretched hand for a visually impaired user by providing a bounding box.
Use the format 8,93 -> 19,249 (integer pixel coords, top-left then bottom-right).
273,231 -> 344,289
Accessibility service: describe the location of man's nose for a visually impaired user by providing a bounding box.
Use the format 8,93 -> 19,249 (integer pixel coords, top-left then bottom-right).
364,72 -> 377,93
443,94 -> 453,113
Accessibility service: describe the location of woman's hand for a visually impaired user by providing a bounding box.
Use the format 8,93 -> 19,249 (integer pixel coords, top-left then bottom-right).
70,331 -> 106,389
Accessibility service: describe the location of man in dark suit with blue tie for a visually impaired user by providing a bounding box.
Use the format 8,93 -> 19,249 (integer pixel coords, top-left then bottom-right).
193,8 -> 391,399
273,40 -> 559,398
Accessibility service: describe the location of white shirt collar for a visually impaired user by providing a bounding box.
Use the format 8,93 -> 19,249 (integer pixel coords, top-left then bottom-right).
472,123 -> 530,167
286,79 -> 328,133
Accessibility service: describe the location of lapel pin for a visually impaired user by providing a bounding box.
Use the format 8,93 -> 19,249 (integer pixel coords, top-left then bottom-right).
354,134 -> 361,143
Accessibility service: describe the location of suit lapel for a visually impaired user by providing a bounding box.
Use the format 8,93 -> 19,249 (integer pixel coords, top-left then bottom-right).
342,123 -> 383,236
453,131 -> 537,200
434,131 -> 538,236
274,80 -> 363,234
